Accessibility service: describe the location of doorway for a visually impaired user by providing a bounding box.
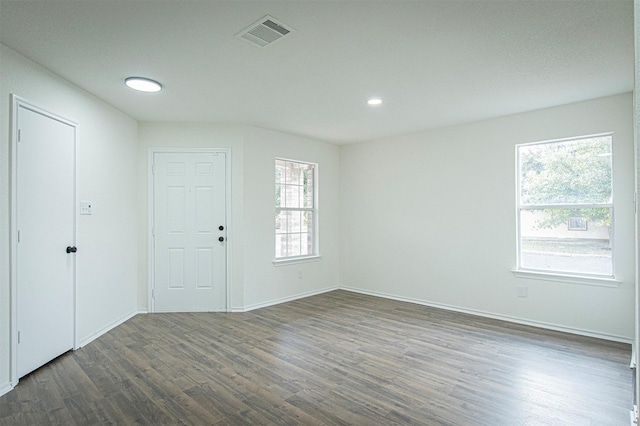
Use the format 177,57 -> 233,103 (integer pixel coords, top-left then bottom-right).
11,96 -> 77,382
149,149 -> 229,312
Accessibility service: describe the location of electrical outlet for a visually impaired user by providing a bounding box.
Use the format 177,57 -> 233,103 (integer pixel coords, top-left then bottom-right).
517,286 -> 528,298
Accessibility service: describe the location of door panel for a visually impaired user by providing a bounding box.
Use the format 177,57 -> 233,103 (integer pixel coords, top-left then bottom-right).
153,152 -> 226,312
196,248 -> 213,288
16,105 -> 75,378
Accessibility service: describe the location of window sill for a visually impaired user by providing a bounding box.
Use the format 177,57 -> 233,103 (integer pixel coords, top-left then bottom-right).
511,269 -> 621,287
273,255 -> 321,266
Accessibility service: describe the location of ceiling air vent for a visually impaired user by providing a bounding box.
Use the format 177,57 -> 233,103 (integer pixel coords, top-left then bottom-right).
236,16 -> 293,47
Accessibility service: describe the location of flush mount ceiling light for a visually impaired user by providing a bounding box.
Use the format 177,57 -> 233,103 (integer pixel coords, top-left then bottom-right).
125,77 -> 162,93
367,98 -> 383,106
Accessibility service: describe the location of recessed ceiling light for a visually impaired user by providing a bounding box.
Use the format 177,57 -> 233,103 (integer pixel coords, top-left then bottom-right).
367,98 -> 382,106
125,77 -> 162,93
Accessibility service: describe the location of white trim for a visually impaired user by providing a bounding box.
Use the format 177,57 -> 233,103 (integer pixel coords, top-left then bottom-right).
511,269 -> 621,287
235,285 -> 338,312
10,95 -> 78,388
78,310 -> 138,348
3,309 -> 142,396
519,203 -> 614,210
273,255 -> 322,266
0,382 -> 13,398
515,133 -> 616,279
274,157 -> 319,261
518,131 -> 615,148
147,147 -> 232,313
147,151 -> 154,312
340,286 -> 632,344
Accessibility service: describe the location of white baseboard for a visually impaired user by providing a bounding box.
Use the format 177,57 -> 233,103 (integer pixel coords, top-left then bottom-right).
1,285 -> 630,401
77,310 -> 139,348
74,287 -> 631,345
236,285 -> 339,312
340,286 -> 632,344
0,381 -> 13,398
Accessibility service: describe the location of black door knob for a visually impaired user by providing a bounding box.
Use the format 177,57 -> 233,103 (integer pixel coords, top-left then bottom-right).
219,225 -> 224,231
66,246 -> 77,253
218,237 -> 225,242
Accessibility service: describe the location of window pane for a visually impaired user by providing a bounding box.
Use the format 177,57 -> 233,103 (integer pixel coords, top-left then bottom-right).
275,161 -> 285,185
275,184 -> 282,208
275,159 -> 316,259
288,211 -> 301,233
275,233 -> 288,258
290,233 -> 301,256
301,211 -> 310,232
276,210 -> 287,233
519,136 -> 612,205
284,185 -> 300,208
520,208 -> 612,276
306,232 -> 314,254
300,233 -> 310,255
302,166 -> 313,187
303,182 -> 313,208
286,162 -> 302,185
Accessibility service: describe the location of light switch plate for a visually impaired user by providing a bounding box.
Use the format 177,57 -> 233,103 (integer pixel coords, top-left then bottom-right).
80,201 -> 92,215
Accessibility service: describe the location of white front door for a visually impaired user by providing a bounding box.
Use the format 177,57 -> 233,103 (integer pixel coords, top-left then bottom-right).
152,152 -> 227,312
15,102 -> 76,378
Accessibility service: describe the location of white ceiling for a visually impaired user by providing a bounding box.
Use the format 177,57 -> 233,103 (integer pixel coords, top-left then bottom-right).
0,0 -> 633,144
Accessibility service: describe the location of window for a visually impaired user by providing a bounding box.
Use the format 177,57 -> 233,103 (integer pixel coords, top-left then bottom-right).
275,159 -> 316,260
516,134 -> 613,277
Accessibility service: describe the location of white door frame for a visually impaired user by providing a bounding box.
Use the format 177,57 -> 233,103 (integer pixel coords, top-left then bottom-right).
10,95 -> 78,387
148,147 -> 231,312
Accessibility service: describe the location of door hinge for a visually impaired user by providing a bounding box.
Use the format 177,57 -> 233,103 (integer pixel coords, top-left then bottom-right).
151,289 -> 155,299
17,331 -> 20,344
17,230 -> 20,243
152,226 -> 155,237
17,129 -> 21,143
152,163 -> 155,174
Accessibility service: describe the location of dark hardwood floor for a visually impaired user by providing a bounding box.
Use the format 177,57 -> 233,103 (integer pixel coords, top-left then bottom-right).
0,290 -> 632,425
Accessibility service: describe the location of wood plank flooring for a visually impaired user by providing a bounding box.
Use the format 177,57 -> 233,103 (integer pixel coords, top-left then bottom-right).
0,290 -> 632,425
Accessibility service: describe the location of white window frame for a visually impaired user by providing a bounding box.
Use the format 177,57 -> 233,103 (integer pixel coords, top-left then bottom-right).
273,158 -> 320,265
513,133 -> 620,286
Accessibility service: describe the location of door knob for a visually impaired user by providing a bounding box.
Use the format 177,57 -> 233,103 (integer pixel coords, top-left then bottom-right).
218,237 -> 225,242
219,226 -> 224,231
66,246 -> 77,253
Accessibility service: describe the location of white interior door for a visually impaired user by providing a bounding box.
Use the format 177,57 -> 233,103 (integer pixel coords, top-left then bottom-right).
152,152 -> 227,312
15,103 -> 76,378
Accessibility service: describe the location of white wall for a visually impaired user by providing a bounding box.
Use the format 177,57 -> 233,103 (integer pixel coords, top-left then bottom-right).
340,93 -> 635,341
137,123 -> 340,311
137,123 -> 246,309
0,40 -> 633,399
0,46 -> 341,394
0,45 -> 139,390
242,126 -> 340,309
